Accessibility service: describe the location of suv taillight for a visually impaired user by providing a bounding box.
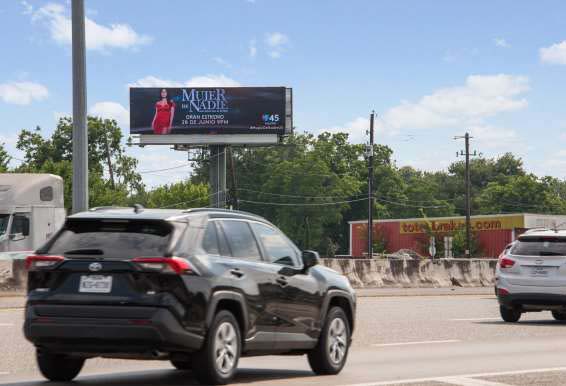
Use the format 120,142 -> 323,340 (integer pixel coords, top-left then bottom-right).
498,255 -> 515,269
25,255 -> 65,270
132,257 -> 193,275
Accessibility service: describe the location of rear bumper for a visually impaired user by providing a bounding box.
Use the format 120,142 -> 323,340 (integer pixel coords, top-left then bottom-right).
498,293 -> 566,310
24,304 -> 204,354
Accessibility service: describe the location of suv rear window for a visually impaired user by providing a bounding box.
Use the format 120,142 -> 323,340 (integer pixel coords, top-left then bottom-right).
511,237 -> 566,256
46,219 -> 174,259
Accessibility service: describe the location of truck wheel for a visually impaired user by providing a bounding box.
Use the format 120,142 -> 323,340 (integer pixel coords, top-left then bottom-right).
193,310 -> 241,385
36,350 -> 85,382
170,359 -> 192,370
500,305 -> 521,323
308,306 -> 350,375
552,311 -> 566,321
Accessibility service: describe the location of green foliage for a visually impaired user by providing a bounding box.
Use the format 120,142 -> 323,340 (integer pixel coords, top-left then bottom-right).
141,180 -> 209,209
15,116 -> 144,210
0,143 -> 11,172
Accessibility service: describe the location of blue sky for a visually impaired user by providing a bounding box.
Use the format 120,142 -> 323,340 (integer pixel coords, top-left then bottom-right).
1,0 -> 566,186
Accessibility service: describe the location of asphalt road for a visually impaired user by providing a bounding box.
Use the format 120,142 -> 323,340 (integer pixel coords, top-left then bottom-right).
2,291 -> 566,385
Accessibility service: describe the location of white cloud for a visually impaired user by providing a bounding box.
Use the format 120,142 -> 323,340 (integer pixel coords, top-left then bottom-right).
0,81 -> 48,105
249,38 -> 257,58
21,0 -> 33,14
323,74 -> 528,147
494,38 -> 509,48
468,125 -> 519,149
89,101 -> 129,128
265,32 -> 289,59
540,41 -> 566,65
376,74 -> 529,134
31,3 -> 152,51
129,74 -> 240,88
316,117 -> 370,144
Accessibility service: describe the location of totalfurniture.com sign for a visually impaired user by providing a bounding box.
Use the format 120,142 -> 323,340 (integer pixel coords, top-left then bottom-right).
400,215 -> 524,234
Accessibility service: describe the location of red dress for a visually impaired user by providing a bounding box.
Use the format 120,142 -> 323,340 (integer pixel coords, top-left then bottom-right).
152,100 -> 175,134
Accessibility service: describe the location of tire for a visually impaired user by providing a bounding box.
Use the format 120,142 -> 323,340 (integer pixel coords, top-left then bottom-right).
552,311 -> 566,321
171,359 -> 192,370
193,310 -> 241,385
500,305 -> 521,323
36,350 -> 85,382
308,306 -> 350,375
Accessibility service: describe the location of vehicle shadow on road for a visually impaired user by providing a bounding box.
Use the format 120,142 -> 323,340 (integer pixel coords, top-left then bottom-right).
0,368 -> 315,386
477,320 -> 566,326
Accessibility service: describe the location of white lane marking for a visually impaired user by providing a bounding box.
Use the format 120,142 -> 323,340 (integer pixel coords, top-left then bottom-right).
373,339 -> 460,347
339,366 -> 566,386
440,377 -> 511,386
0,323 -> 14,327
449,317 -> 500,321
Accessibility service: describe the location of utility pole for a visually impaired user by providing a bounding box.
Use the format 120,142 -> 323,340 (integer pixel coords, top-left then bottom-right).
209,145 -> 226,208
71,0 -> 88,213
367,111 -> 375,259
455,133 -> 478,258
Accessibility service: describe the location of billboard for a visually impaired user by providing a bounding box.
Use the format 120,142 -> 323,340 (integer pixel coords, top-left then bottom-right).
129,87 -> 292,137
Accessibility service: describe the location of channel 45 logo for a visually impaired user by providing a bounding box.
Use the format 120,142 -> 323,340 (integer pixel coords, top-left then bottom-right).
262,113 -> 280,125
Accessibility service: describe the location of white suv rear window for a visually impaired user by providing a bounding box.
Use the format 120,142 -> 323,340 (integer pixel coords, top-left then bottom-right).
511,237 -> 566,256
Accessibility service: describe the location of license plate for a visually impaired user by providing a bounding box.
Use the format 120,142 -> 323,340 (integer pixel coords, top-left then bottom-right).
530,266 -> 552,277
79,275 -> 113,293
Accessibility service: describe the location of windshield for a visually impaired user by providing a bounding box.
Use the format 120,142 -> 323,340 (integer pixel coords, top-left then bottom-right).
0,214 -> 10,236
46,219 -> 176,260
511,237 -> 566,256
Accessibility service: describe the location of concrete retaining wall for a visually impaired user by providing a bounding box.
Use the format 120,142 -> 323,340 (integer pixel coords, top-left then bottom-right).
0,258 -> 497,292
321,258 -> 497,288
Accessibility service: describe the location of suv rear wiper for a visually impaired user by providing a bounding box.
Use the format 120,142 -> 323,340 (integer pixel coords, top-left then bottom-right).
539,251 -> 564,256
63,248 -> 105,256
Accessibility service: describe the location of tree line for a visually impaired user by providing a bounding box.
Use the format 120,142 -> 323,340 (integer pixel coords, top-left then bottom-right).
3,117 -> 566,256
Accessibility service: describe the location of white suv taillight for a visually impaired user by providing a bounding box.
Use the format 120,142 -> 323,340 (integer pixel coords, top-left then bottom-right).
498,255 -> 515,269
132,257 -> 193,275
25,255 -> 65,270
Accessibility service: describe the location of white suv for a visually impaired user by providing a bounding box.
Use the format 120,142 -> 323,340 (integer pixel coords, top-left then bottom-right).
496,229 -> 566,322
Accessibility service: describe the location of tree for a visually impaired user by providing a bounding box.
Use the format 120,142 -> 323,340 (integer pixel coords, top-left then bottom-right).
141,181 -> 209,209
0,143 -> 11,172
16,116 -> 144,209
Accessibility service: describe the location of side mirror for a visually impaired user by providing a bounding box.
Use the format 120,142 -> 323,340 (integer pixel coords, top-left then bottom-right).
302,250 -> 320,270
9,233 -> 25,242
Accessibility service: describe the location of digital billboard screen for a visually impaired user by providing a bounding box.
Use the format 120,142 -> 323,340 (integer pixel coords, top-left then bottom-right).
129,87 -> 291,136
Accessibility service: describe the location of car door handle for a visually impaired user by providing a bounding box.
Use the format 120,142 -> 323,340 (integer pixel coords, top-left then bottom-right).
276,277 -> 288,287
229,269 -> 245,278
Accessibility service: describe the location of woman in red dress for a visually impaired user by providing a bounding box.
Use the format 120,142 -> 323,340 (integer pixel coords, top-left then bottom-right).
151,89 -> 175,135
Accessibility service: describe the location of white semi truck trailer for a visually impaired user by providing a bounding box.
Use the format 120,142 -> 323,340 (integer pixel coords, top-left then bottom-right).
0,174 -> 65,253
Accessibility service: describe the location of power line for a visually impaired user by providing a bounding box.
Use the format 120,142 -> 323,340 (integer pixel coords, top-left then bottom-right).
138,163 -> 190,174
239,197 -> 369,207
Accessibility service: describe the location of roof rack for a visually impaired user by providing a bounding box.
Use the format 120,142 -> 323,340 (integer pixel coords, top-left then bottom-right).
181,208 -> 257,216
89,206 -> 130,212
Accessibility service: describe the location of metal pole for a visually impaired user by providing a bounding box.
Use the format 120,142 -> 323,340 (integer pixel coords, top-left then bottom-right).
209,145 -> 226,208
71,0 -> 88,213
367,111 -> 375,258
228,147 -> 238,210
465,132 -> 471,257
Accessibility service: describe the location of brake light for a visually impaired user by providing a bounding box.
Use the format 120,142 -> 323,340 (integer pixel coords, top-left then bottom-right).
498,288 -> 510,296
498,256 -> 515,269
25,255 -> 65,270
132,257 -> 193,275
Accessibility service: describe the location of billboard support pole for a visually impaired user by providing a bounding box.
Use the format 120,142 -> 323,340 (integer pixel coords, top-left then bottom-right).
71,0 -> 88,213
209,145 -> 227,208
